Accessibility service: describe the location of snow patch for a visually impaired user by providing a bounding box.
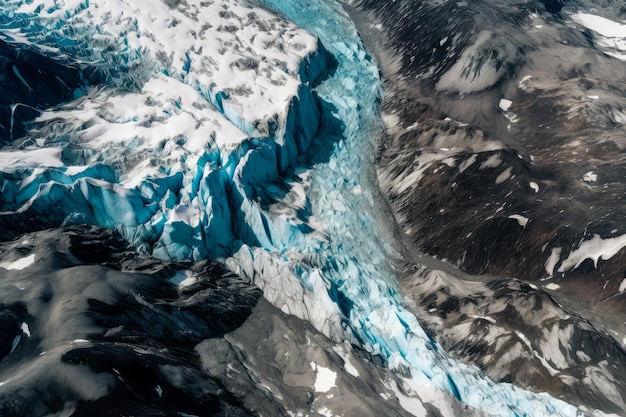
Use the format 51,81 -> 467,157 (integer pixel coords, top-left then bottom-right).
0,254 -> 36,271
169,270 -> 198,289
469,315 -> 496,324
332,345 -> 359,377
436,31 -> 509,93
572,13 -> 626,61
388,380 -> 427,417
499,99 -> 513,111
9,336 -> 21,354
576,351 -> 591,362
583,171 -> 597,182
310,362 -> 337,393
545,247 -> 562,276
509,214 -> 529,228
558,233 -> 626,272
495,167 -> 513,184
479,154 -> 502,169
458,154 -> 477,173
545,283 -> 561,290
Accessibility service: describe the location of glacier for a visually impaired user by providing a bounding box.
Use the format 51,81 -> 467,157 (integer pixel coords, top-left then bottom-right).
0,0 -> 614,416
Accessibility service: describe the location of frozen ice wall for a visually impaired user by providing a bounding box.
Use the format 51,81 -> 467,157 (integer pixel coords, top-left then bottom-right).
0,0 -> 331,259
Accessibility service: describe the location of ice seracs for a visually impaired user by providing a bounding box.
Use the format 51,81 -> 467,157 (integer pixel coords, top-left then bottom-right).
0,0 -> 331,260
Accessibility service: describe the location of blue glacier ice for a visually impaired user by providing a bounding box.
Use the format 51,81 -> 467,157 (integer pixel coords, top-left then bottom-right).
0,0 -> 600,416
0,0 -> 331,259
228,0 -> 592,416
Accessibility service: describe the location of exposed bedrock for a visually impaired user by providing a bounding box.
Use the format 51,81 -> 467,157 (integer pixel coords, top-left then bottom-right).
400,262 -> 626,415
0,226 -> 478,417
351,0 -> 626,336
0,226 -> 260,416
347,0 -> 626,414
0,38 -> 87,144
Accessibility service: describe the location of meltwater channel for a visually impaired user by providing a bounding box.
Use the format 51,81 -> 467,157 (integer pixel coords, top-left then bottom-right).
252,0 -> 586,416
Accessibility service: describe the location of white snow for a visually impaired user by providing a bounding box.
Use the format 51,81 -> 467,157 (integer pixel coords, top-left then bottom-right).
545,283 -> 561,290
311,362 -> 337,393
0,148 -> 64,170
437,31 -> 508,93
470,315 -> 496,324
13,0 -> 318,129
618,279 -> 626,295
573,13 -> 626,39
516,331 -> 560,376
558,233 -> 626,272
583,171 -> 597,182
518,75 -> 534,89
332,345 -> 359,377
545,247 -> 562,276
458,154 -> 477,173
509,214 -> 529,228
479,154 -> 502,169
317,407 -> 337,417
529,182 -> 540,193
495,167 -> 513,184
572,13 -> 626,61
537,353 -> 560,377
381,113 -> 401,133
388,380 -> 427,417
21,322 -> 30,338
155,386 -> 163,397
169,271 -> 198,289
499,99 -> 513,111
0,254 -> 36,271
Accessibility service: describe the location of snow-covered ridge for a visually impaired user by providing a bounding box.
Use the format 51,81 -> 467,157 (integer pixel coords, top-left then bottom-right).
0,0 -> 332,259
572,12 -> 626,61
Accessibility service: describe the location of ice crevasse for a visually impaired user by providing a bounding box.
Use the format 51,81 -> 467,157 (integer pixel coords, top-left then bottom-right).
0,0 -> 602,416
0,0 -> 330,260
